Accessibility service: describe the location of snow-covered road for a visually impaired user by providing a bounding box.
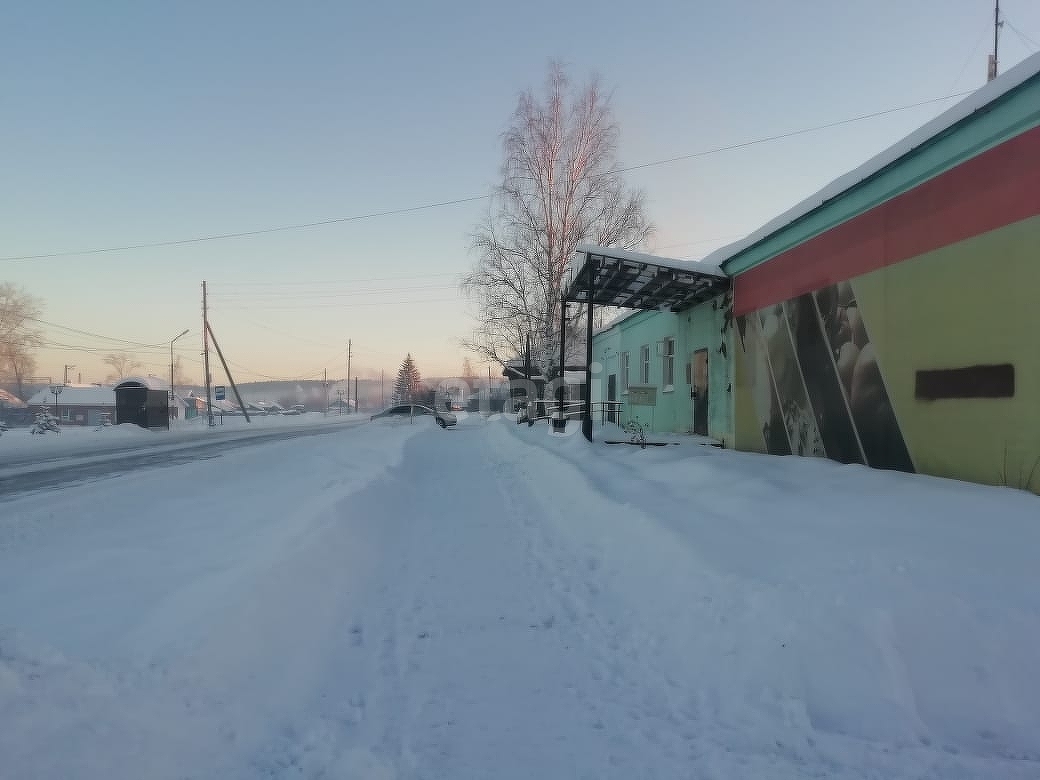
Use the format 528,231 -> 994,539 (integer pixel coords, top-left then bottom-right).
1,415 -> 1038,779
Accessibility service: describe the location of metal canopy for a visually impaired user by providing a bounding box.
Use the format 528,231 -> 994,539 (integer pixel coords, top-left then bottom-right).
564,247 -> 730,311
562,245 -> 731,442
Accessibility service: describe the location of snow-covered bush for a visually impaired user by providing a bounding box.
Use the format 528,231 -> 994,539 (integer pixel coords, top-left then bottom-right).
30,408 -> 61,434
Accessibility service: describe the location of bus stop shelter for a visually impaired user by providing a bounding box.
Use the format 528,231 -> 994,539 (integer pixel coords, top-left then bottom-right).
114,377 -> 170,430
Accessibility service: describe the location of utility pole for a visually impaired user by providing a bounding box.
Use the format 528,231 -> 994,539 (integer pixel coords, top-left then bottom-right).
988,0 -> 1002,81
346,339 -> 352,413
381,369 -> 384,408
203,281 -> 214,426
354,376 -> 358,414
323,369 -> 329,415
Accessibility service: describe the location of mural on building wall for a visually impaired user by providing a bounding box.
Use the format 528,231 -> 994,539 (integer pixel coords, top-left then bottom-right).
737,278 -> 915,471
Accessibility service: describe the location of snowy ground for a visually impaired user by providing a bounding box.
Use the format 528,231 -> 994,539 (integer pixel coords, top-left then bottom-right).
1,412 -> 1038,779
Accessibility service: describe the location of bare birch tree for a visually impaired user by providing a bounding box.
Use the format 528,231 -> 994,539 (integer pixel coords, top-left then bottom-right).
0,283 -> 44,400
103,352 -> 143,381
462,62 -> 653,377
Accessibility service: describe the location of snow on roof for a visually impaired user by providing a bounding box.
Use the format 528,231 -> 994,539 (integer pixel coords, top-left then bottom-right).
574,243 -> 725,278
0,388 -> 27,407
503,360 -> 547,381
26,385 -> 116,407
704,50 -> 1040,272
593,308 -> 643,337
116,375 -> 170,390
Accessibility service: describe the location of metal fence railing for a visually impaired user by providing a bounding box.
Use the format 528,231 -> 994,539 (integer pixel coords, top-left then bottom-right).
516,399 -> 626,426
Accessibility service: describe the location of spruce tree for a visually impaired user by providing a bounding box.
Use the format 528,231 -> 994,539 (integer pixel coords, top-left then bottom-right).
393,354 -> 422,404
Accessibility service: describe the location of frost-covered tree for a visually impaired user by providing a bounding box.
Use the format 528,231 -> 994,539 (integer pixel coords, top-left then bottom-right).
0,283 -> 44,400
30,407 -> 61,434
393,354 -> 422,404
462,61 -> 654,378
103,352 -> 143,381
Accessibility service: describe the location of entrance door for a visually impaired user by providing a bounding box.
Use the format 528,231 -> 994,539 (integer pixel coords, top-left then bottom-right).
607,374 -> 617,424
691,349 -> 709,436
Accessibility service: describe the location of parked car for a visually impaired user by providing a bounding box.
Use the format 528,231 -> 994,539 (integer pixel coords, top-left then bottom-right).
370,404 -> 457,428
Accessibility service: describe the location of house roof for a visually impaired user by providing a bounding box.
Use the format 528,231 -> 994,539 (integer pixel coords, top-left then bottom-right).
26,385 -> 116,407
0,388 -> 27,407
704,49 -> 1040,274
566,244 -> 730,312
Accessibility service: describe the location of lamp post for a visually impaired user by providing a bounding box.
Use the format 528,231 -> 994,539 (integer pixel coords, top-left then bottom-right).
50,384 -> 64,424
169,329 -> 189,404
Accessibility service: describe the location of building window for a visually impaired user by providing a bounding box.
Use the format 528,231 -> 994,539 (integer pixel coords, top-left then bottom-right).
662,337 -> 675,389
620,352 -> 630,392
640,344 -> 651,384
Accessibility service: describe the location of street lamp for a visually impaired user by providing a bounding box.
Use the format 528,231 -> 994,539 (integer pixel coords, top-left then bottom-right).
170,329 -> 189,404
50,384 -> 64,424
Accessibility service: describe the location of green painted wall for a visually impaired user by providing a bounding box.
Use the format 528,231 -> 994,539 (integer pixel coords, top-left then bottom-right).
592,295 -> 732,442
592,327 -> 620,408
618,310 -> 683,433
721,76 -> 1040,277
680,298 -> 735,445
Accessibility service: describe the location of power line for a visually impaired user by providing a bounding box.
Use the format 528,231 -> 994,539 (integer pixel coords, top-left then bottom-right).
610,92 -> 974,176
230,315 -> 350,349
216,297 -> 463,311
40,339 -> 168,354
206,271 -> 461,287
950,23 -> 994,91
1006,21 -> 1039,51
223,355 -> 346,383
29,317 -> 179,349
1,196 -> 488,263
1,91 -> 978,264
208,284 -> 461,300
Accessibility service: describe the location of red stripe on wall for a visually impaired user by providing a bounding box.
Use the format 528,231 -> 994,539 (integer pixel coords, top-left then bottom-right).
733,124 -> 1040,316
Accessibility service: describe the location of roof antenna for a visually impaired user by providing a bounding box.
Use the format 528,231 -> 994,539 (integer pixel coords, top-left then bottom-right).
988,0 -> 1003,82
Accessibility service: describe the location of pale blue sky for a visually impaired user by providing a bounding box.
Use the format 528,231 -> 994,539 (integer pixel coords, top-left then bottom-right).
2,0 -> 1038,386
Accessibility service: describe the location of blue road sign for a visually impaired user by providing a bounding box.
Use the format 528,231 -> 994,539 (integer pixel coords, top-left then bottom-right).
215,385 -> 226,401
